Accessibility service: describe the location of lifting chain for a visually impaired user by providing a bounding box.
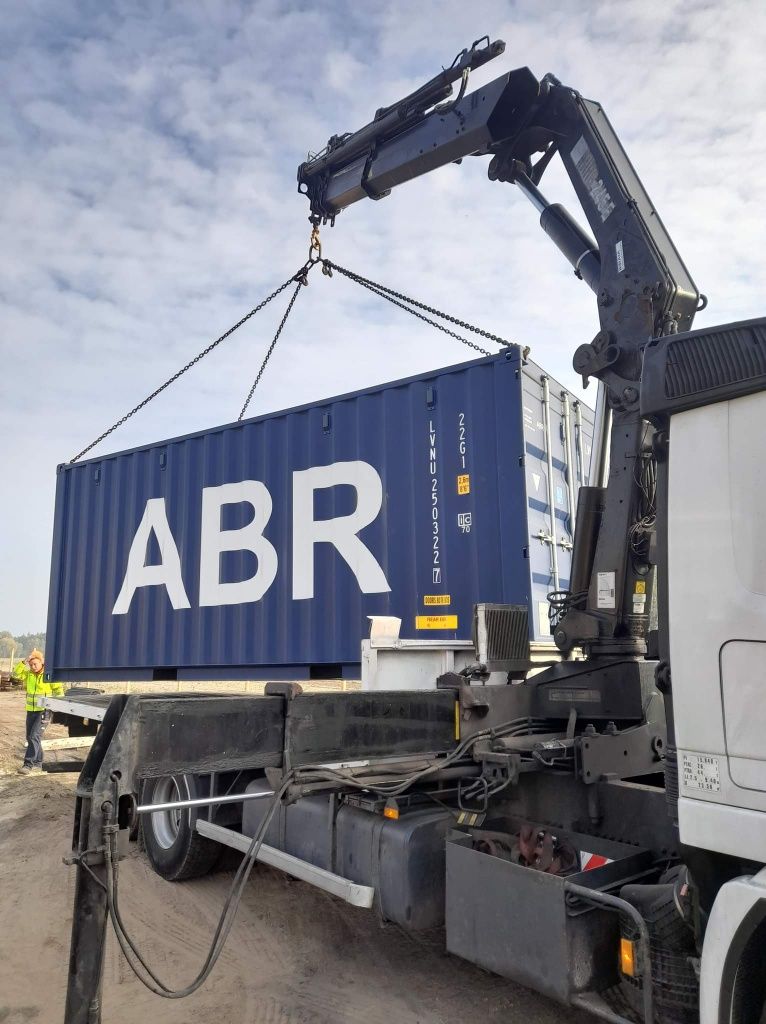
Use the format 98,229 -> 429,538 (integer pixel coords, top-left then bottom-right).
70,221 -> 516,462
69,264 -> 315,463
238,278 -> 305,421
321,260 -> 514,356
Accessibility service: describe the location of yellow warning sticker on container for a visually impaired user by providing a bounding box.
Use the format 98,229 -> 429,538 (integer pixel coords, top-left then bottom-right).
457,474 -> 470,495
423,594 -> 451,606
415,615 -> 459,630
635,580 -> 646,594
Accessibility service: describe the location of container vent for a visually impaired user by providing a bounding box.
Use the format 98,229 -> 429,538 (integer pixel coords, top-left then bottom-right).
473,604 -> 530,672
664,323 -> 766,399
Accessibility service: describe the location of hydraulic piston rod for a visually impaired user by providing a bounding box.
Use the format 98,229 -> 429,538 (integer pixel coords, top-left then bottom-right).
135,789 -> 275,814
513,172 -> 601,293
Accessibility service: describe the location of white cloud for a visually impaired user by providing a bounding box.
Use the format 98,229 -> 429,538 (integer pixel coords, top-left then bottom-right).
1,0 -> 765,632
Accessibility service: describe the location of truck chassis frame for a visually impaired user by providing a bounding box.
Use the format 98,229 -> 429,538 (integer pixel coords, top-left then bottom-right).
64,685 -> 676,1024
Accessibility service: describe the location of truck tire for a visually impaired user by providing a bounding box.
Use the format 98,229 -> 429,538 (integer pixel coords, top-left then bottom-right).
619,877 -> 698,1024
731,916 -> 766,1024
141,775 -> 220,881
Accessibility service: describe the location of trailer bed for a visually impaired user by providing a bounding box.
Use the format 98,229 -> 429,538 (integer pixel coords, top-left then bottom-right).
45,692 -> 111,723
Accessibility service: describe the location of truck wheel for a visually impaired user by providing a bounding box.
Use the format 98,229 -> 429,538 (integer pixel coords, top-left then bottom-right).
731,916 -> 766,1024
141,775 -> 220,881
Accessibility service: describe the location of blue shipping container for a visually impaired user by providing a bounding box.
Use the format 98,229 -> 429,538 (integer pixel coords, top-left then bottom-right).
46,348 -> 593,681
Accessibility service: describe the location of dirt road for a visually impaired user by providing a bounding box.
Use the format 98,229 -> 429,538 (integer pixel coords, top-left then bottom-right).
0,693 -> 585,1024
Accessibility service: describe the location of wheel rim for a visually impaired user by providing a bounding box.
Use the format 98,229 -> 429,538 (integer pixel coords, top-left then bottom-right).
150,776 -> 186,849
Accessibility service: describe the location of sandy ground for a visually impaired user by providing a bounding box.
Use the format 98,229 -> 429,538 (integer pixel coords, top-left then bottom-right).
0,692 -> 586,1024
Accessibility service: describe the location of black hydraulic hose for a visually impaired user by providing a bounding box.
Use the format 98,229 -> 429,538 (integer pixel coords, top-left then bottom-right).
106,774 -> 293,997
104,713 -> 548,999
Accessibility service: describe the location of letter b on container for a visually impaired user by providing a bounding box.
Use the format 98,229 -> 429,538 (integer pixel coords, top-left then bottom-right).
199,481 -> 278,606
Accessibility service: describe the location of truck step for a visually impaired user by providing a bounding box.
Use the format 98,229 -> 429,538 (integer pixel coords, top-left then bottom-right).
195,819 -> 375,908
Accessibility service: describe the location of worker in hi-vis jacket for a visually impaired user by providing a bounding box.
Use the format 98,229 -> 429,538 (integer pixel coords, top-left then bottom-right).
13,649 -> 65,775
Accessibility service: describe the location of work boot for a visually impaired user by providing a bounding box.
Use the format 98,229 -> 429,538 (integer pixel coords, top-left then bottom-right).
17,765 -> 31,775
29,766 -> 44,776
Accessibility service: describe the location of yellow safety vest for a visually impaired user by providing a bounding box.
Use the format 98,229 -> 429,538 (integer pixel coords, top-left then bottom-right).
12,664 -> 65,712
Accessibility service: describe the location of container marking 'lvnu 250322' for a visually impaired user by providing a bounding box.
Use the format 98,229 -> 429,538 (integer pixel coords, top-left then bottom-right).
429,419 -> 441,586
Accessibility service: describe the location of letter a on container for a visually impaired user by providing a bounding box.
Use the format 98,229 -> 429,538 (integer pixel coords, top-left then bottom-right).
113,498 -> 190,613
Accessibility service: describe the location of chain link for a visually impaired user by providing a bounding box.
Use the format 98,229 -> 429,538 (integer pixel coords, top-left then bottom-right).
70,270 -> 306,464
238,279 -> 304,421
324,260 -> 514,353
308,219 -> 322,262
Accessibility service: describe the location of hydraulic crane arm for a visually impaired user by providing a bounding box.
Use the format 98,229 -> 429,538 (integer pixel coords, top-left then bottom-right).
298,39 -> 700,656
298,42 -> 698,331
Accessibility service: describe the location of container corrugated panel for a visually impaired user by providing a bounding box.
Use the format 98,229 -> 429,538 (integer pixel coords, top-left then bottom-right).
46,348 -> 593,681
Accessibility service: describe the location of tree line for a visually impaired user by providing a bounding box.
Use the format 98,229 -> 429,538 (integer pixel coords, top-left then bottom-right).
0,631 -> 46,659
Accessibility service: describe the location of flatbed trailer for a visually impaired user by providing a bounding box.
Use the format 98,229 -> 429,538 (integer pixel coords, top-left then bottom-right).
45,693 -> 108,735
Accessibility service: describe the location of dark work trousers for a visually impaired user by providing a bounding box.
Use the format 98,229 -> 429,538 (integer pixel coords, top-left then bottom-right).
24,710 -> 46,767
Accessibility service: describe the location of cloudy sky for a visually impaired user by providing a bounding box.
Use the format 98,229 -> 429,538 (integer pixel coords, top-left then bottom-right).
1,0 -> 765,634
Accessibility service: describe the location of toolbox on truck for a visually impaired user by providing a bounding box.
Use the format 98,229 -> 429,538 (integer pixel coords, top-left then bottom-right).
445,828 -> 653,1004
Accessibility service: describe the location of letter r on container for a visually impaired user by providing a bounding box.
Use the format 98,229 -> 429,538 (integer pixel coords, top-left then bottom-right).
292,461 -> 391,600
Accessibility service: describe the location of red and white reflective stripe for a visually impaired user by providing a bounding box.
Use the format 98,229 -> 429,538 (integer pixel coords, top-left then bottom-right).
580,852 -> 612,871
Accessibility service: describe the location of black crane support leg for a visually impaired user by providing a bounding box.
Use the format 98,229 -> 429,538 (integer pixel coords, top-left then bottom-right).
65,832 -> 109,1024
60,690 -> 291,1022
